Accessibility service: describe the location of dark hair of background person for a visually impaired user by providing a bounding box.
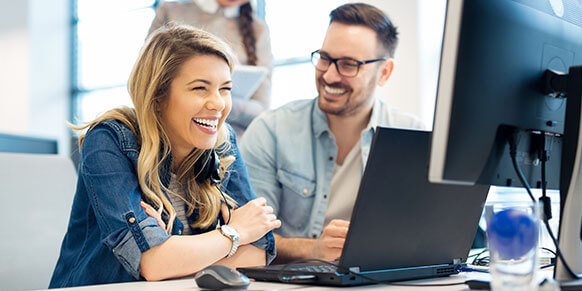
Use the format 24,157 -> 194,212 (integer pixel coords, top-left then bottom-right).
329,2 -> 399,58
238,3 -> 257,65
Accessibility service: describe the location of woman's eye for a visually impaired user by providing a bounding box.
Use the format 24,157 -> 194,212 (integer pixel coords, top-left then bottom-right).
191,86 -> 206,91
221,87 -> 232,92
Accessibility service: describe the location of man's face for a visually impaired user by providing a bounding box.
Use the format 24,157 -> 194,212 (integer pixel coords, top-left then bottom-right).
315,22 -> 392,117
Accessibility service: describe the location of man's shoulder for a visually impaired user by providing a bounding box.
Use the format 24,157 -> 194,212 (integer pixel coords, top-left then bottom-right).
376,100 -> 425,130
254,98 -> 315,124
242,98 -> 316,147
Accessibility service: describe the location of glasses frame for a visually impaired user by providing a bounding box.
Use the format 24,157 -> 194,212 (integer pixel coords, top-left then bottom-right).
310,50 -> 387,77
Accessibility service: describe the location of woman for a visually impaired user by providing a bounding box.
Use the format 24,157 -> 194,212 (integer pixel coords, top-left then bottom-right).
49,25 -> 280,288
149,0 -> 273,136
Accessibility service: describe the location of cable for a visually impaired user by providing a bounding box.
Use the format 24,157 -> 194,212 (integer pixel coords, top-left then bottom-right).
459,267 -> 489,273
539,136 -> 553,220
277,258 -> 468,287
541,247 -> 557,257
470,249 -> 489,266
508,136 -> 581,279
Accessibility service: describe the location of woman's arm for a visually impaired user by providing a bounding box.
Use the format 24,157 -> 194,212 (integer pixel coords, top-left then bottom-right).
141,234 -> 265,281
140,197 -> 279,281
214,244 -> 266,269
140,230 -> 231,281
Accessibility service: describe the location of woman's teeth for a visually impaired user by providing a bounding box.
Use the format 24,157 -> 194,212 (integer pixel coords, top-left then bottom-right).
193,118 -> 218,128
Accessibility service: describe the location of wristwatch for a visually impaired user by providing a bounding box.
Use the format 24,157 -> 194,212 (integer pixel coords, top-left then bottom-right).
220,224 -> 240,258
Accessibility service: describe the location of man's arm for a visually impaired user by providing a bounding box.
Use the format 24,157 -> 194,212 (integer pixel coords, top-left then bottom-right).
273,219 -> 350,264
239,116 -> 282,216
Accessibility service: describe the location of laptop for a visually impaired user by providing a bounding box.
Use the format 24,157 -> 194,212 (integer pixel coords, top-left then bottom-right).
238,127 -> 490,286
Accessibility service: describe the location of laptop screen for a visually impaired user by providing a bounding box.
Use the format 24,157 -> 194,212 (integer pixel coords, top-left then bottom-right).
339,127 -> 489,271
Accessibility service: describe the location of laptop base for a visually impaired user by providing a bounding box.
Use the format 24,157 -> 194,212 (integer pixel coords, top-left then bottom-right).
238,263 -> 464,286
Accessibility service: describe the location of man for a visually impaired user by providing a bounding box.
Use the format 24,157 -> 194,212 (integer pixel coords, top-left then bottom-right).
239,3 -> 424,263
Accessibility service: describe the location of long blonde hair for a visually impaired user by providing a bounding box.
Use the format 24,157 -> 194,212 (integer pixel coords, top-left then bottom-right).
73,25 -> 238,232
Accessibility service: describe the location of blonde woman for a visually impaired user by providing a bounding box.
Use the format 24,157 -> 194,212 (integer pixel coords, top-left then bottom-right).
49,25 -> 280,288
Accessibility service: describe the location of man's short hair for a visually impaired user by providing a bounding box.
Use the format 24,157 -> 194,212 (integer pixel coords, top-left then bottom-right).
329,3 -> 399,58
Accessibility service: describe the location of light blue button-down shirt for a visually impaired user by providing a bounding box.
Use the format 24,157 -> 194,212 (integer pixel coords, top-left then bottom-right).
239,97 -> 424,239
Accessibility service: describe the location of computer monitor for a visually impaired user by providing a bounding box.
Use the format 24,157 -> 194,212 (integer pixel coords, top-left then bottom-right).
428,0 -> 582,282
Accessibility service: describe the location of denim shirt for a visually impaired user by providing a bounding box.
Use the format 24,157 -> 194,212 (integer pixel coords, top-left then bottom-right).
239,97 -> 424,239
49,119 -> 275,288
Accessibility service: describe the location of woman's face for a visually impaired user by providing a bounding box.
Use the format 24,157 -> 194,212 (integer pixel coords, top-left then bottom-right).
159,55 -> 232,153
215,0 -> 249,8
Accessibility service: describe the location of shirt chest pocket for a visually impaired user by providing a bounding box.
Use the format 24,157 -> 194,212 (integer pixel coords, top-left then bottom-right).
277,169 -> 316,230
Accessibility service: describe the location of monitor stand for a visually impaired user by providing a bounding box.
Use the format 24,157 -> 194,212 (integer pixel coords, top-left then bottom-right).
555,65 -> 582,282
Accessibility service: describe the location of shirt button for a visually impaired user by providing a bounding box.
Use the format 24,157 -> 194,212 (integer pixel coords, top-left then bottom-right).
328,134 -> 333,139
323,194 -> 328,199
128,217 -> 136,224
312,234 -> 317,239
329,156 -> 333,161
178,230 -> 182,235
303,188 -> 308,195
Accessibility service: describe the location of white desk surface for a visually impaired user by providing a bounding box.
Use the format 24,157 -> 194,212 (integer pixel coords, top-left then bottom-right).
47,272 -> 491,291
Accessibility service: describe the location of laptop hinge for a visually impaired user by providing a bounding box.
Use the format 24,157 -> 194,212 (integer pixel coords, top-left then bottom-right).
348,266 -> 361,273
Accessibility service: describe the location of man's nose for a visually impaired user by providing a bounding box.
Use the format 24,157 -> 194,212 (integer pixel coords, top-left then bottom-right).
322,62 -> 342,83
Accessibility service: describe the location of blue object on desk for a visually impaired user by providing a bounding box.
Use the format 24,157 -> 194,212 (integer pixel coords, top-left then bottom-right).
487,209 -> 538,259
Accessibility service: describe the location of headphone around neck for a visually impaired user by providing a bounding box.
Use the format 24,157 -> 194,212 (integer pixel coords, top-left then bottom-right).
194,149 -> 221,186
195,149 -> 233,224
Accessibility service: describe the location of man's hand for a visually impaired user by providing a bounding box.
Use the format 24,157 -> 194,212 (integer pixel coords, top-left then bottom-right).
312,219 -> 350,261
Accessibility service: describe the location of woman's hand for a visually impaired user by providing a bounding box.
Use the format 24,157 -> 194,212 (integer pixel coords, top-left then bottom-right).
141,201 -> 167,231
222,197 -> 281,245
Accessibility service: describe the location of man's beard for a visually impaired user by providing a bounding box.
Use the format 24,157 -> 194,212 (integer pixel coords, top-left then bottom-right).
317,78 -> 375,117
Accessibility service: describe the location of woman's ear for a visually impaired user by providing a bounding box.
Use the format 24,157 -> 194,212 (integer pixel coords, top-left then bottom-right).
154,96 -> 164,112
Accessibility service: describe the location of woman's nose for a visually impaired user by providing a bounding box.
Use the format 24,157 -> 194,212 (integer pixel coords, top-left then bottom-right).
206,90 -> 226,111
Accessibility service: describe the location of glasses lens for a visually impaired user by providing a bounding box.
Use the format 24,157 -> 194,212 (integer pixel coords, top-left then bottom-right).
337,59 -> 359,77
312,52 -> 330,71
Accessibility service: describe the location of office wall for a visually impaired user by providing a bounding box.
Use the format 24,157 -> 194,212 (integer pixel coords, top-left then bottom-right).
356,0 -> 446,129
0,1 -> 30,134
0,0 -> 71,154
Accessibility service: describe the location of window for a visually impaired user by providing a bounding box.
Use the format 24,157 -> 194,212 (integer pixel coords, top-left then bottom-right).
265,0 -> 347,109
72,0 -> 157,122
71,0 -> 348,122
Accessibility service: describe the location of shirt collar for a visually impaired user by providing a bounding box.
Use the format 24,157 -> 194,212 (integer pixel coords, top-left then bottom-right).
193,0 -> 240,18
364,97 -> 383,135
312,98 -> 329,138
311,96 -> 381,138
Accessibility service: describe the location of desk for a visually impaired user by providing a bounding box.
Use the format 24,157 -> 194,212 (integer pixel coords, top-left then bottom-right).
43,273 -> 490,290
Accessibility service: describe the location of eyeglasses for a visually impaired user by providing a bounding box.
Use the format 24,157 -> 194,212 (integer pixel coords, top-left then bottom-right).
311,50 -> 387,77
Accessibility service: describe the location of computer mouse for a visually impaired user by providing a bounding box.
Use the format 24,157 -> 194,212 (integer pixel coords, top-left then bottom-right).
194,264 -> 250,290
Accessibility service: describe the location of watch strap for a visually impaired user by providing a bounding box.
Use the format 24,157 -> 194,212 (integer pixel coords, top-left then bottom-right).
220,225 -> 239,258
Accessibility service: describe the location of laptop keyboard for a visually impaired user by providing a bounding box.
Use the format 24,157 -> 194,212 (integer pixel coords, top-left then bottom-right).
287,264 -> 338,273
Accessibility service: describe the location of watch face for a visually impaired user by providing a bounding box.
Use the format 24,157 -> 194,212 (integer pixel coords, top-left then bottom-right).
222,225 -> 239,239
